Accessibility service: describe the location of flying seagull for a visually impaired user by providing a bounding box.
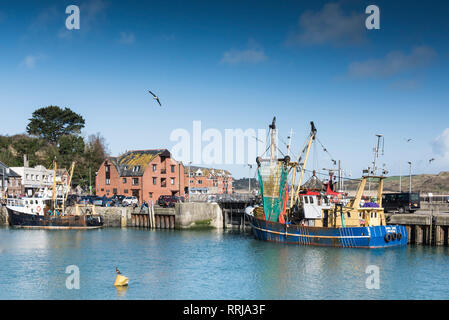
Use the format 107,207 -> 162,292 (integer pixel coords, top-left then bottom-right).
405,138 -> 412,142
429,158 -> 435,163
148,90 -> 162,106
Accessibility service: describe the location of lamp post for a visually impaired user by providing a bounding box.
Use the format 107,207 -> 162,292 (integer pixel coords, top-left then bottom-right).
408,161 -> 412,193
247,164 -> 252,194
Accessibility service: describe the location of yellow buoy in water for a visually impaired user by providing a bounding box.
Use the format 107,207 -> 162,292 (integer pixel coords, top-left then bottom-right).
114,274 -> 129,286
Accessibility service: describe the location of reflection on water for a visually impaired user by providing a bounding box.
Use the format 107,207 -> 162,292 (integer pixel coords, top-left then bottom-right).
1,227 -> 449,299
115,286 -> 128,298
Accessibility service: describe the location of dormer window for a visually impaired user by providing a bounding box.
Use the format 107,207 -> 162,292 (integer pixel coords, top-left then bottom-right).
133,166 -> 141,172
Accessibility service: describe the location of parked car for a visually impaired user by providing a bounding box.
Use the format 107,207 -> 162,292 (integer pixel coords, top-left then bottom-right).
92,196 -> 105,206
158,195 -> 184,207
122,196 -> 138,206
382,192 -> 420,213
79,196 -> 95,205
111,195 -> 126,205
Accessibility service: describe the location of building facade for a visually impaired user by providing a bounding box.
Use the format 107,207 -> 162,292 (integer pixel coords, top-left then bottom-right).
10,165 -> 55,196
96,149 -> 186,203
185,166 -> 233,195
0,161 -> 22,198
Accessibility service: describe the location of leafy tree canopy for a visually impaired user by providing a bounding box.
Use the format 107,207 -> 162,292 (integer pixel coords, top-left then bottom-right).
26,106 -> 85,143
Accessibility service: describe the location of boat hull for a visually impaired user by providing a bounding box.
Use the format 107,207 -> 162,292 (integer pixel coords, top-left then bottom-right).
246,214 -> 407,248
7,208 -> 103,229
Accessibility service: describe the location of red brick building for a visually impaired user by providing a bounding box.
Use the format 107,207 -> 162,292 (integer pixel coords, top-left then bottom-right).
185,166 -> 233,195
96,149 -> 185,203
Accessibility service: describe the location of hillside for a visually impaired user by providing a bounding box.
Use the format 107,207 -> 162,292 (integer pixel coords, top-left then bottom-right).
0,133 -> 107,188
233,172 -> 449,194
341,172 -> 449,193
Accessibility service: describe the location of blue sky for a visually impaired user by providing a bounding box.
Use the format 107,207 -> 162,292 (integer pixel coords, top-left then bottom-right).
0,0 -> 448,179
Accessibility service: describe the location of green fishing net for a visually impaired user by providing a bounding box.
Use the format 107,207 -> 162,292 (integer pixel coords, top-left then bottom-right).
257,161 -> 288,222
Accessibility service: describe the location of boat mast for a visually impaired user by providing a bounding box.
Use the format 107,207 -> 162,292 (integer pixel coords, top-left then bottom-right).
293,122 -> 317,204
64,162 -> 76,204
51,160 -> 57,210
269,117 -> 277,163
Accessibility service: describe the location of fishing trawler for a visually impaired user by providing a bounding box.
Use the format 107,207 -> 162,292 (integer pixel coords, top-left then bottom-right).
6,161 -> 103,229
246,118 -> 407,248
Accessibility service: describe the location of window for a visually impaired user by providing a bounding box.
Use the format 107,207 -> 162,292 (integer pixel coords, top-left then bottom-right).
113,188 -> 117,194
304,197 -> 309,204
310,197 -> 314,204
171,178 -> 175,185
153,177 -> 157,185
152,164 -> 157,172
171,165 -> 175,173
132,178 -> 139,186
161,178 -> 166,187
198,180 -> 202,184
106,166 -> 110,173
149,192 -> 153,199
123,178 -> 127,184
133,166 -> 141,172
106,178 -> 110,185
101,188 -> 104,191
124,189 -> 128,194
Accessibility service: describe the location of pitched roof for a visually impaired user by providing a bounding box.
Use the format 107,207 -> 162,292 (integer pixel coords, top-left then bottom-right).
107,149 -> 171,177
0,161 -> 20,178
184,165 -> 232,177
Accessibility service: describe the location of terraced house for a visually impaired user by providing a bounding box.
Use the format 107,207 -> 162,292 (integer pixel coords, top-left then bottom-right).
96,149 -> 185,203
185,166 -> 233,195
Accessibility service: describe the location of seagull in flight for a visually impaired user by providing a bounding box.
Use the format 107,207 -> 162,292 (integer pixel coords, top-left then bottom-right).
429,158 -> 435,163
405,138 -> 412,142
148,90 -> 162,106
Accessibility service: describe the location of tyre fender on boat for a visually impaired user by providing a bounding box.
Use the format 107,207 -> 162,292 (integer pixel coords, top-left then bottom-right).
397,233 -> 403,241
391,233 -> 397,241
36,206 -> 41,213
384,233 -> 392,242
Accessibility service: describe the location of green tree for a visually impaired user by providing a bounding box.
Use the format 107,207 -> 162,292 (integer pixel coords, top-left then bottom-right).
26,106 -> 85,143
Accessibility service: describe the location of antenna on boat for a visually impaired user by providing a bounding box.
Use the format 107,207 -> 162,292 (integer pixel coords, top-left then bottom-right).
287,128 -> 294,157
372,134 -> 384,176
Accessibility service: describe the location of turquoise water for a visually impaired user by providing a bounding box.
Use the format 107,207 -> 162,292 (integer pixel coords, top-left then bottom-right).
1,227 -> 449,300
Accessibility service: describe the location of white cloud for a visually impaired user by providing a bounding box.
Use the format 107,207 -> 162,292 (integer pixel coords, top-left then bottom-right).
348,46 -> 437,79
20,54 -> 44,69
220,40 -> 267,65
287,2 -> 365,46
433,128 -> 449,159
81,0 -> 109,30
29,6 -> 58,31
118,32 -> 135,44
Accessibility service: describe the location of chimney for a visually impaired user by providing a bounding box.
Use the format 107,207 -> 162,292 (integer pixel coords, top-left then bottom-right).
23,154 -> 28,167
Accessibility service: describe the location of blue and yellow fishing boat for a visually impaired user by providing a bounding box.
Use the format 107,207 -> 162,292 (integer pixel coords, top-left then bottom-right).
246,118 -> 407,248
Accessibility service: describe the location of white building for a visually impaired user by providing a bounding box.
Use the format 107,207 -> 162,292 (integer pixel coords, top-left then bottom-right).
10,165 -> 55,196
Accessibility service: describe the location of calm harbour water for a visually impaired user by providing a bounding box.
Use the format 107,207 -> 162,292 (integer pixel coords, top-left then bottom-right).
1,227 -> 449,300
